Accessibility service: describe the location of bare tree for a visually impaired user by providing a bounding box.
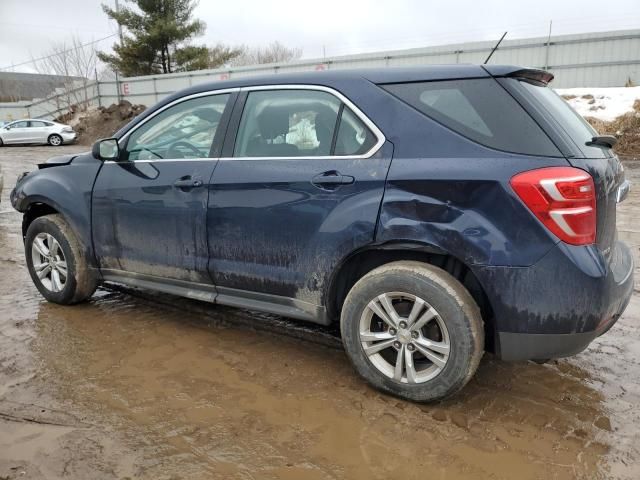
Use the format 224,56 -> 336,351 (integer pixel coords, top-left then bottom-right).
32,35 -> 98,115
230,41 -> 302,67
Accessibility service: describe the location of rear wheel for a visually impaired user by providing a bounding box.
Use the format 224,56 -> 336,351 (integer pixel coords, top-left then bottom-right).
340,261 -> 484,402
48,134 -> 62,146
25,214 -> 98,304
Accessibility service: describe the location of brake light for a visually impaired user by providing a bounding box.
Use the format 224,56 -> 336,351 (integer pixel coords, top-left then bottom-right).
510,167 -> 596,245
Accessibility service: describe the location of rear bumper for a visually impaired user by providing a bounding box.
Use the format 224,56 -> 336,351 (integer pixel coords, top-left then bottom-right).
61,131 -> 77,144
474,239 -> 634,361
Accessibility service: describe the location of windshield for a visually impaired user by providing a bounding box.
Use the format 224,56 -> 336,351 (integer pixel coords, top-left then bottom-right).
515,79 -> 608,159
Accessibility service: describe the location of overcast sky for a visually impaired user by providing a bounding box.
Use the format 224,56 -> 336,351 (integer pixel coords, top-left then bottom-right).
1,0 -> 640,72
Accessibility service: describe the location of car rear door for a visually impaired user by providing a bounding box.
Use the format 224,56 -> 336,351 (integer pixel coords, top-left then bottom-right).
92,91 -> 236,285
207,86 -> 392,318
28,121 -> 51,143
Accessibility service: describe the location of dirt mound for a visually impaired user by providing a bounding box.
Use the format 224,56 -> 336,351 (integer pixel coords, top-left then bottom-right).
585,99 -> 640,159
57,100 -> 146,146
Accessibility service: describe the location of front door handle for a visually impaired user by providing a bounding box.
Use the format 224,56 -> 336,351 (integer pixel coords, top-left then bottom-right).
174,176 -> 203,190
311,171 -> 355,189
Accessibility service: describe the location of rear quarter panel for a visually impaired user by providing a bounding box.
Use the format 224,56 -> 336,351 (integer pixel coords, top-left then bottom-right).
369,87 -> 569,267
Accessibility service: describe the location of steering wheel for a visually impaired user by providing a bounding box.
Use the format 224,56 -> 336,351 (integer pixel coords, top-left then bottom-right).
166,141 -> 204,159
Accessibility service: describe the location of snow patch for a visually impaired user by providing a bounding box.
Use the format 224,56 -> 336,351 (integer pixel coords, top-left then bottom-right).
555,87 -> 640,122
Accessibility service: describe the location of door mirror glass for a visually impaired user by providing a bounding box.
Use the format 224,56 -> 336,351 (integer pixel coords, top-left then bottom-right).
93,138 -> 120,161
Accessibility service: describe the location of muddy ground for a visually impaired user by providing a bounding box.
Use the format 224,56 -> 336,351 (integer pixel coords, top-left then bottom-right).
0,145 -> 639,480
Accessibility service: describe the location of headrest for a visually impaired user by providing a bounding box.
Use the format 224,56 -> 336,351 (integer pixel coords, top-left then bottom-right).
257,105 -> 290,140
192,107 -> 222,124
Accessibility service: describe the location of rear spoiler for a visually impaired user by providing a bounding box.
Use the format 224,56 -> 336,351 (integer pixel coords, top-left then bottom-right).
482,65 -> 554,85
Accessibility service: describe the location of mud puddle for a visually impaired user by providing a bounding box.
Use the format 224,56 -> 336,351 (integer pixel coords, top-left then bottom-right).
1,147 -> 639,479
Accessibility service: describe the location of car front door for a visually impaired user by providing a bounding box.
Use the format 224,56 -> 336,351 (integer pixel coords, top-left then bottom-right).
207,87 -> 392,319
3,121 -> 30,143
92,91 -> 235,285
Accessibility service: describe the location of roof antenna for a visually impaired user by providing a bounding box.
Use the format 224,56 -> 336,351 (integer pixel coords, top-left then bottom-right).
484,31 -> 508,64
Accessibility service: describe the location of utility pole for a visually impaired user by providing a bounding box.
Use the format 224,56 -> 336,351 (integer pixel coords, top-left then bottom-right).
545,20 -> 553,71
114,0 -> 123,104
115,0 -> 124,45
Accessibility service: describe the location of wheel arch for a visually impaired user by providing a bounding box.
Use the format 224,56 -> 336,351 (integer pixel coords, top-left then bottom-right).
325,241 -> 497,352
22,201 -> 60,238
47,133 -> 63,144
20,197 -> 98,271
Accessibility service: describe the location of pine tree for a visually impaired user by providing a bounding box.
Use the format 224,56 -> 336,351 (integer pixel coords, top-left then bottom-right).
98,0 -> 209,76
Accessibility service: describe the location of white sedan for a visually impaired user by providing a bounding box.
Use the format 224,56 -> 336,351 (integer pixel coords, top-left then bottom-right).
0,119 -> 77,146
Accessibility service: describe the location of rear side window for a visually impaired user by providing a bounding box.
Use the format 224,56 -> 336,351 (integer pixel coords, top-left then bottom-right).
234,90 -> 341,157
513,80 -> 606,159
382,79 -> 561,157
233,89 -> 379,158
335,107 -> 377,156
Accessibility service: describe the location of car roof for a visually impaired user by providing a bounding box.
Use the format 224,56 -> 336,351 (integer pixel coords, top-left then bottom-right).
176,64 -> 529,96
115,64 -> 538,138
8,119 -> 54,123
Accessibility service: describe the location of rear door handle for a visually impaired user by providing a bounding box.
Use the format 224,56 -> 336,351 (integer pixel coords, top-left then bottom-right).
311,171 -> 355,189
174,176 -> 203,189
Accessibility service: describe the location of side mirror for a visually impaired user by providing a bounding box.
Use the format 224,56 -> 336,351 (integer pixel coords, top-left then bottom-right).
92,138 -> 120,161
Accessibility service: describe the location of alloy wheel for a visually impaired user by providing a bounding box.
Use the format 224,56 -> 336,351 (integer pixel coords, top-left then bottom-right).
359,292 -> 450,384
31,233 -> 67,292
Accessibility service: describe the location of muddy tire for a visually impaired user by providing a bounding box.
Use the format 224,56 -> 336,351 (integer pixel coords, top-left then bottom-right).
25,214 -> 98,304
340,261 -> 484,402
48,134 -> 62,146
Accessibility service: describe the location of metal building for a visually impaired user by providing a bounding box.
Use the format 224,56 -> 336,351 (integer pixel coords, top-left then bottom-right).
1,28 -> 639,121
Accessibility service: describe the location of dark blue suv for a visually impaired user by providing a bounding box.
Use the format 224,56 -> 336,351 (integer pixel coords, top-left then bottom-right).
11,65 -> 633,401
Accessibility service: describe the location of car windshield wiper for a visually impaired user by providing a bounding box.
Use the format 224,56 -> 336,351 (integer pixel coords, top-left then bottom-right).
587,135 -> 617,148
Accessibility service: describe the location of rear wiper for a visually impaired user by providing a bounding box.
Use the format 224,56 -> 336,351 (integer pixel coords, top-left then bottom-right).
587,135 -> 617,148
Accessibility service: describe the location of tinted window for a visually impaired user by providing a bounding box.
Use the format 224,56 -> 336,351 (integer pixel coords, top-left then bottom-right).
514,79 -> 606,159
30,121 -> 48,127
383,79 -> 561,157
125,94 -> 229,161
335,107 -> 377,156
234,90 -> 341,157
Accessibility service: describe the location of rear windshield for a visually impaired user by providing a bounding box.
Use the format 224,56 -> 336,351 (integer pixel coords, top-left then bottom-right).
513,79 -> 606,159
382,78 -> 561,157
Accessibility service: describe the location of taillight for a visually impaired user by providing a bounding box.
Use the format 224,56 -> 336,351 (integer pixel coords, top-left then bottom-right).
510,167 -> 596,245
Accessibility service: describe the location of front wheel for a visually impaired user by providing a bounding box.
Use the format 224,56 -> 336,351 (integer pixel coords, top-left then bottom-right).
25,214 -> 98,304
48,134 -> 62,146
340,261 -> 484,402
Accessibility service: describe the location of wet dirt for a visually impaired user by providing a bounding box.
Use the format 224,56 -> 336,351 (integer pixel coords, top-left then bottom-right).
1,145 -> 639,479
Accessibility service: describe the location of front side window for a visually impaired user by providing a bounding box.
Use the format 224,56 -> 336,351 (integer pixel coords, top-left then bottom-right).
383,79 -> 561,157
125,94 -> 230,161
11,121 -> 29,128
